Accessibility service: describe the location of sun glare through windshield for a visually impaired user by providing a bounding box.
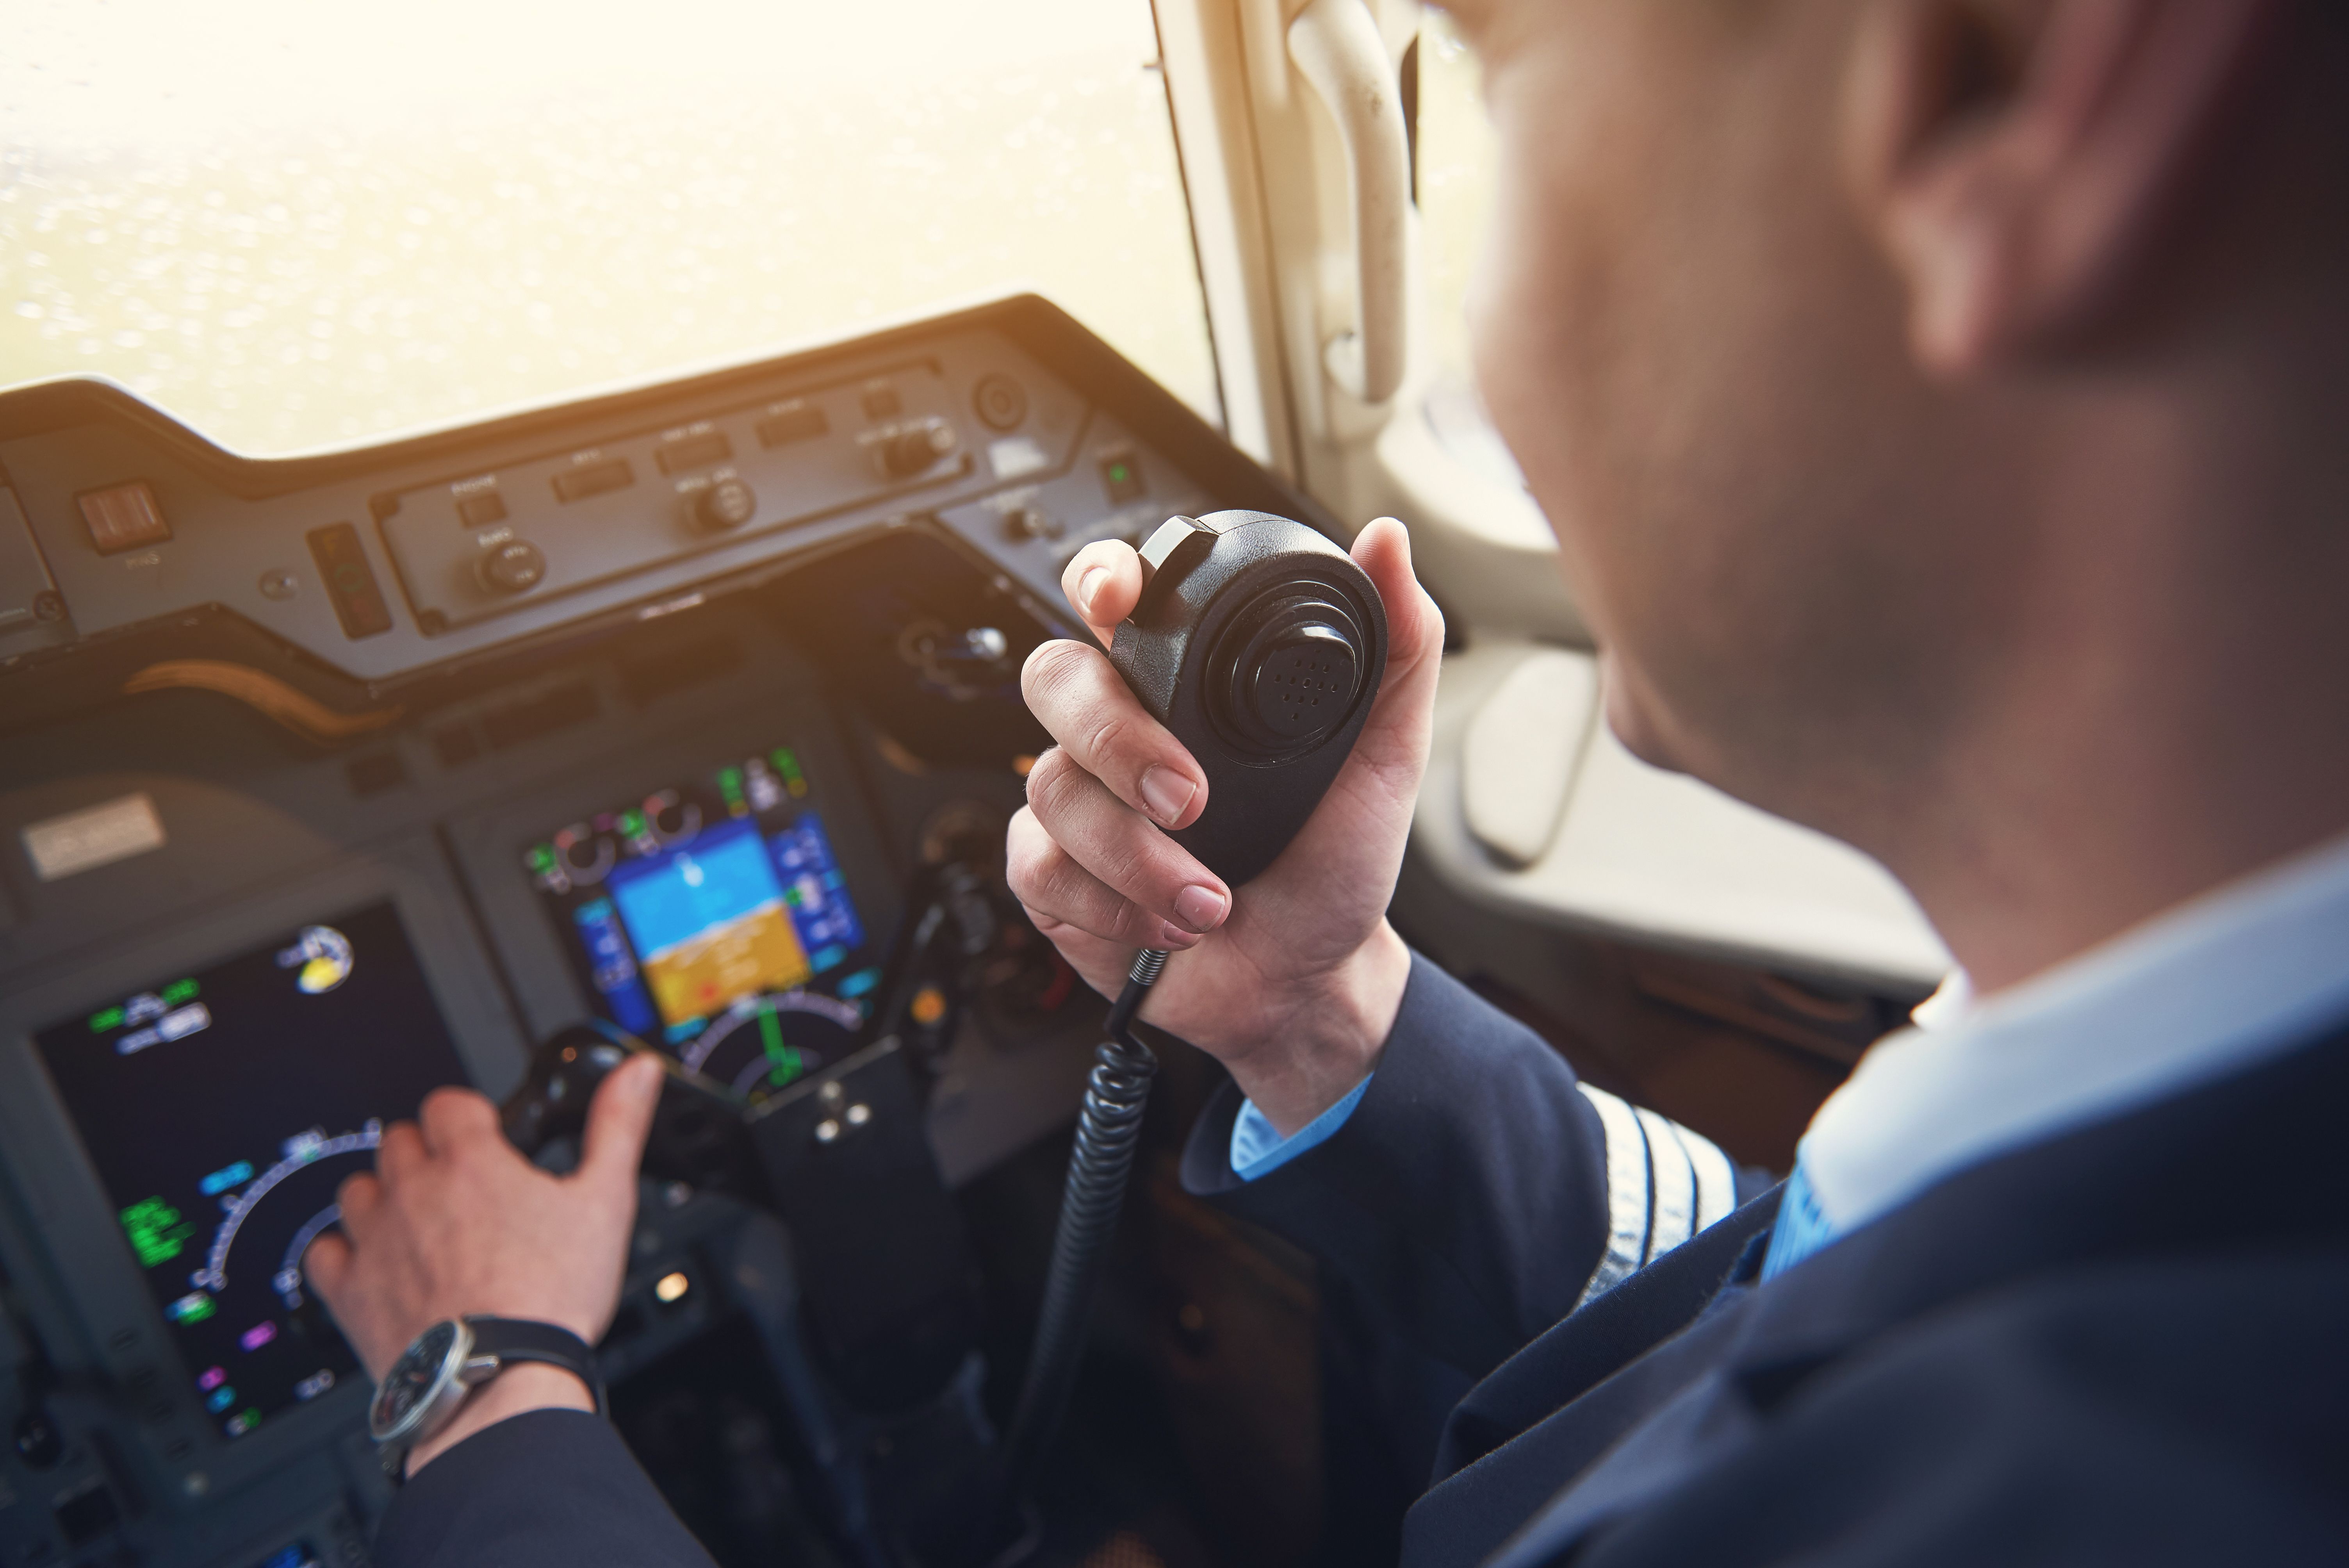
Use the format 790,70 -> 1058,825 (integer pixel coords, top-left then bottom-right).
0,0 -> 1220,454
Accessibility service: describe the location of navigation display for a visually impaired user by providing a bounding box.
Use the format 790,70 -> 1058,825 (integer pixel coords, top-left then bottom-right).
34,902 -> 471,1442
526,743 -> 878,1098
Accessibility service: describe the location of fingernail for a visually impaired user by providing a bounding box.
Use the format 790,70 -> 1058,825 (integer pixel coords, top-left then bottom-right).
1173,884 -> 1228,933
1139,765 -> 1196,827
1157,922 -> 1201,950
1078,565 -> 1109,615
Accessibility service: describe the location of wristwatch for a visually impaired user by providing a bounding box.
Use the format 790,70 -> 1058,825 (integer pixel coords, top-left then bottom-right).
368,1316 -> 605,1474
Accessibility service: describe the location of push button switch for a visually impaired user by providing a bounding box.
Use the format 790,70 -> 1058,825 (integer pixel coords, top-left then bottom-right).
456,491 -> 508,528
78,481 -> 171,554
306,523 -> 393,638
758,404 -> 827,447
656,431 -> 732,475
552,458 -> 633,502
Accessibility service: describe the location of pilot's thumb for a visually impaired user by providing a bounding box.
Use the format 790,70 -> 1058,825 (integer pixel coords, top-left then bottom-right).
1348,517 -> 1444,773
578,1054 -> 664,1192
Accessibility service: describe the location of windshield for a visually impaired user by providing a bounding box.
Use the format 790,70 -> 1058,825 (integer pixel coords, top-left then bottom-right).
0,0 -> 1220,454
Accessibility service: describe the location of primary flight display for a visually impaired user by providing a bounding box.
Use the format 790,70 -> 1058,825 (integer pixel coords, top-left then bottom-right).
524,741 -> 875,1097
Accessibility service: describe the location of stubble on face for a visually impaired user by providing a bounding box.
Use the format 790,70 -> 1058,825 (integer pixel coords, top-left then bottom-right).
1458,0 -> 2024,844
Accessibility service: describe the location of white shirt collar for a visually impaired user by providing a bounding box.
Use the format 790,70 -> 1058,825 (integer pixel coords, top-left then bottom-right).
1798,831 -> 2349,1234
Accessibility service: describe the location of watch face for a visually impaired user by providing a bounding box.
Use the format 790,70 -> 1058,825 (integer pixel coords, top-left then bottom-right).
368,1320 -> 465,1443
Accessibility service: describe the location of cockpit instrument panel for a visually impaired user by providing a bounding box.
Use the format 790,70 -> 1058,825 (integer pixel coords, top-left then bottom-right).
525,745 -> 878,1095
0,296 -> 1308,695
34,904 -> 468,1445
0,293 -> 1331,1568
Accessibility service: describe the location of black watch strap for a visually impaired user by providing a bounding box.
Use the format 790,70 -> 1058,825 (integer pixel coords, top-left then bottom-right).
461,1316 -> 608,1418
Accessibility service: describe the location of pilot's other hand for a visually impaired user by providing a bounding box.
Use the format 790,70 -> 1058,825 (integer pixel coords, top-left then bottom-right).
1010,516 -> 1442,1137
303,1054 -> 662,1474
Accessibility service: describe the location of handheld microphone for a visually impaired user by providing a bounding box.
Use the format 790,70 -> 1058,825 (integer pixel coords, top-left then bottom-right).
1110,510 -> 1389,886
1000,513 -> 1387,1525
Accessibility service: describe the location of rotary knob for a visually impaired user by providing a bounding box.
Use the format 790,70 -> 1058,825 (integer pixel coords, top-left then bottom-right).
693,477 -> 758,532
1000,506 -> 1063,543
873,421 -> 958,481
475,539 -> 547,595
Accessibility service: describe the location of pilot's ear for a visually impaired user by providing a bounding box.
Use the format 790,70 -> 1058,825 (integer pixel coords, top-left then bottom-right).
1841,0 -> 2286,376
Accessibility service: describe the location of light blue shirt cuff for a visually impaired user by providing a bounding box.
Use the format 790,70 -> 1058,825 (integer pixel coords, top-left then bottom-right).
1758,1159 -> 1837,1280
1229,1073 -> 1374,1181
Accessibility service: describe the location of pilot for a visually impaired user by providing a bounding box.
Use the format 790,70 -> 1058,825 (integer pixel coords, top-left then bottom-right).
305,0 -> 2349,1561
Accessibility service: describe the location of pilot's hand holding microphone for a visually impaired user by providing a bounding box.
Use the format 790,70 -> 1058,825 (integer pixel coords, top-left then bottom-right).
1007,516 -> 1444,1138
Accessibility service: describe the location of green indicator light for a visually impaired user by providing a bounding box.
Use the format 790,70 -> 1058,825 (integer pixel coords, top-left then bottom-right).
1109,463 -> 1131,484
119,1197 -> 195,1269
89,1006 -> 125,1033
717,766 -> 744,799
160,978 -> 198,1006
526,845 -> 556,871
771,748 -> 808,796
619,809 -> 648,837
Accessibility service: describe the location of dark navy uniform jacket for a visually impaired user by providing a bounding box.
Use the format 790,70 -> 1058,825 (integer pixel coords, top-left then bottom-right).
375,955 -> 2349,1566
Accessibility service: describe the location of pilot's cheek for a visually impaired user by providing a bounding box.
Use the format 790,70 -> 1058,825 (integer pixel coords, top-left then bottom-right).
1465,10 -> 1702,660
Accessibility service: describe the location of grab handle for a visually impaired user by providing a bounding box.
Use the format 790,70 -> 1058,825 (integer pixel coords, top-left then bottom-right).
1287,0 -> 1412,404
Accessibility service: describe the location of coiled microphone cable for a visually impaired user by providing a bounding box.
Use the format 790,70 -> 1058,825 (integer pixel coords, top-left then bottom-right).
999,946 -> 1169,1519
